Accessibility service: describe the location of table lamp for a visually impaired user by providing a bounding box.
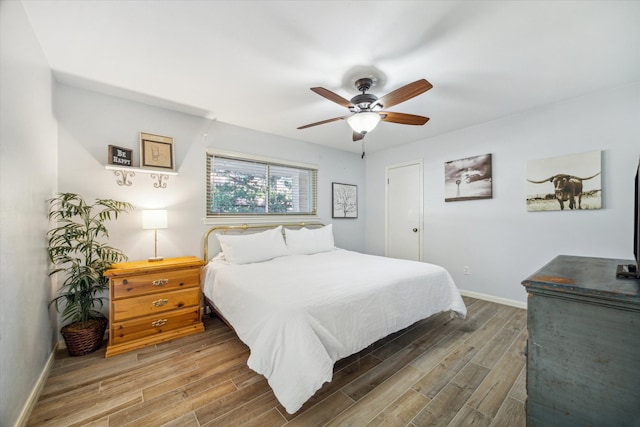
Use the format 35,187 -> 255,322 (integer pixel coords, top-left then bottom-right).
142,209 -> 168,261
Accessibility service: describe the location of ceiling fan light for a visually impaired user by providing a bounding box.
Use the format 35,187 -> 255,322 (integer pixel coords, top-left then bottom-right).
347,112 -> 381,134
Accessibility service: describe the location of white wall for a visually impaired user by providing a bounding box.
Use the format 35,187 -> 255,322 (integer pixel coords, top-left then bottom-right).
0,2 -> 58,425
54,82 -> 366,268
365,83 -> 640,305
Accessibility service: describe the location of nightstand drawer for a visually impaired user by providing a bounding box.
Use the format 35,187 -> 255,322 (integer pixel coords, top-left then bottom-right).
110,306 -> 201,344
112,287 -> 200,322
111,269 -> 199,299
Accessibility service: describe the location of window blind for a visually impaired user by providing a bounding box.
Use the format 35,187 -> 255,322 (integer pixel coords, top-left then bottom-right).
206,153 -> 317,216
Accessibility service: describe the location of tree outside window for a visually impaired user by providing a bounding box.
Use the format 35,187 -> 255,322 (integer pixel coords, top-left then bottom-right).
207,154 -> 316,216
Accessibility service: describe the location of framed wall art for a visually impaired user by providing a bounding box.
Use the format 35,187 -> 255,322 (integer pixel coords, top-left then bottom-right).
140,132 -> 175,171
332,182 -> 357,218
107,145 -> 133,166
526,150 -> 602,212
444,153 -> 493,202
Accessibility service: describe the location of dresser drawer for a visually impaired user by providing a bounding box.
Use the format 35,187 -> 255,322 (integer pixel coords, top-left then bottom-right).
111,268 -> 200,299
110,306 -> 201,344
112,287 -> 200,322
104,256 -> 205,357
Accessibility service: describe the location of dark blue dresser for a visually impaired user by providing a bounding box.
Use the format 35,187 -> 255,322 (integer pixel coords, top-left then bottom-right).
522,255 -> 640,426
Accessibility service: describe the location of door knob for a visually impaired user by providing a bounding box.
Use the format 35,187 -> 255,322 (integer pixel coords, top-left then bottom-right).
412,228 -> 418,232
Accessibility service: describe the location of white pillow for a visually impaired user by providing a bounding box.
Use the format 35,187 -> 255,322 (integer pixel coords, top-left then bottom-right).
216,226 -> 290,264
285,224 -> 335,255
209,252 -> 228,264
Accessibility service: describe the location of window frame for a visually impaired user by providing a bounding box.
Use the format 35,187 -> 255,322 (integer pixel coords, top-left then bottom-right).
205,149 -> 319,225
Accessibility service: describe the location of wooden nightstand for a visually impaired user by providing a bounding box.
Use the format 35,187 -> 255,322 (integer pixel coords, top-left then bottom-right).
104,256 -> 204,357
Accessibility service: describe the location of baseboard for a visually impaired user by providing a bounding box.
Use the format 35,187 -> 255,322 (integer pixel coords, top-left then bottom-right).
15,344 -> 57,427
459,289 -> 527,309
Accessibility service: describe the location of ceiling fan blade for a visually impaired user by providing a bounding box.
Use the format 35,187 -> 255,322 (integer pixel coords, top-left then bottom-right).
380,111 -> 430,126
297,115 -> 349,130
372,79 -> 433,109
353,132 -> 364,142
310,87 -> 353,108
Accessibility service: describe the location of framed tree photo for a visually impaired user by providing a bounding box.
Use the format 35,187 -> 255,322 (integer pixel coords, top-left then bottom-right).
332,182 -> 358,218
140,132 -> 175,171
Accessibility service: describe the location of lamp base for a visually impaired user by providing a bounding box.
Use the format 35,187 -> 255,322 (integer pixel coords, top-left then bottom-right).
148,256 -> 164,262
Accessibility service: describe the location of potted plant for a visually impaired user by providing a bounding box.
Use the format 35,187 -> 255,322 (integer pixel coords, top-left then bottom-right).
47,192 -> 133,356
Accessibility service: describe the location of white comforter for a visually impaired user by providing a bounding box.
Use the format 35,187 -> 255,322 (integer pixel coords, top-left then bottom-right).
202,249 -> 466,413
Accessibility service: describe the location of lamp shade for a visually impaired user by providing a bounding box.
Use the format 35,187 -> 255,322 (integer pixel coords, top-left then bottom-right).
347,112 -> 381,134
142,209 -> 168,230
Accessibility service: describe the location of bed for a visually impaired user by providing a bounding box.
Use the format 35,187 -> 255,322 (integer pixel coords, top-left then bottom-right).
201,223 -> 466,414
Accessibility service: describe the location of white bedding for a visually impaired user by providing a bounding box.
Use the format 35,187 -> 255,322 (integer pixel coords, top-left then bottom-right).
202,249 -> 466,414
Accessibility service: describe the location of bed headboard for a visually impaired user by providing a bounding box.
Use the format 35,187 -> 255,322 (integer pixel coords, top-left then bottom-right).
203,222 -> 324,262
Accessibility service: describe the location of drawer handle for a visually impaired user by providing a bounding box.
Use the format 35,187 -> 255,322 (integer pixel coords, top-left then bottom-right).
151,319 -> 168,327
152,299 -> 169,307
152,279 -> 169,286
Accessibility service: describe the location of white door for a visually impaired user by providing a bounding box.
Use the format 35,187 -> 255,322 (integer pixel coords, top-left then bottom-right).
386,161 -> 423,261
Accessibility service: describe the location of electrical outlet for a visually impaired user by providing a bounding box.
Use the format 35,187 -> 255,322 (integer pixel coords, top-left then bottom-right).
463,266 -> 470,275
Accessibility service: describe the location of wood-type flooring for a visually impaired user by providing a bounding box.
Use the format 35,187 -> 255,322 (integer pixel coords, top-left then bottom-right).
27,297 -> 527,426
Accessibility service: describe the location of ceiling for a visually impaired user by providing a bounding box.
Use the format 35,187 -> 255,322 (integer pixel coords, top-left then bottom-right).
21,1 -> 640,154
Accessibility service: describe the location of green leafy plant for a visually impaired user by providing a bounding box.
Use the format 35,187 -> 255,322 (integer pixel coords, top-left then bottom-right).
210,171 -> 293,214
47,193 -> 133,325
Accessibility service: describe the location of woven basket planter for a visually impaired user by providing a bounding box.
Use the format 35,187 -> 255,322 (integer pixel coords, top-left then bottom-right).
60,317 -> 108,357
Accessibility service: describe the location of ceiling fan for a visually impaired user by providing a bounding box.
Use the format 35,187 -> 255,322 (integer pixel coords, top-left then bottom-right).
297,77 -> 433,143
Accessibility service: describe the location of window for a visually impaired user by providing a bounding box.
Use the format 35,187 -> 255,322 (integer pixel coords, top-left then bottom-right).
206,152 -> 317,217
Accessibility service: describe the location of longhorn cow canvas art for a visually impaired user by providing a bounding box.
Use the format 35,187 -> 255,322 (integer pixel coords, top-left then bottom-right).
526,150 -> 602,212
